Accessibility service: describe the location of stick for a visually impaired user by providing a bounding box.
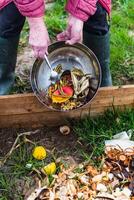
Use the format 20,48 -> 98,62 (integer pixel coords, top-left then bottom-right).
0,129 -> 40,167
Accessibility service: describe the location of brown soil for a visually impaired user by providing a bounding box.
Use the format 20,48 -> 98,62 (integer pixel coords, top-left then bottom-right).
0,126 -> 87,199
0,126 -> 85,163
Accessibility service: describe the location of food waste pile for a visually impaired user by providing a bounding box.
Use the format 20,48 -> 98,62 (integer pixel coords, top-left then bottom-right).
28,147 -> 134,200
46,66 -> 97,111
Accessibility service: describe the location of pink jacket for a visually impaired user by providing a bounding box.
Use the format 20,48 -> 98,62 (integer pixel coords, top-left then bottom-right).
0,0 -> 45,17
0,0 -> 111,20
66,0 -> 111,21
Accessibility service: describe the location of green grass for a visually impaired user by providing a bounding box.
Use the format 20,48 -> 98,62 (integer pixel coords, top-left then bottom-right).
0,145 -> 31,199
73,108 -> 134,161
45,0 -> 67,38
0,142 -> 55,200
110,0 -> 134,85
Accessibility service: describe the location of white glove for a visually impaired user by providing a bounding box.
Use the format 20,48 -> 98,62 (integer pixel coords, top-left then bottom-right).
57,15 -> 84,45
27,17 -> 50,58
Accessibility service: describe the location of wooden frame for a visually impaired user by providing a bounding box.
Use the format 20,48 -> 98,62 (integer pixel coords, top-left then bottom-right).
0,85 -> 134,128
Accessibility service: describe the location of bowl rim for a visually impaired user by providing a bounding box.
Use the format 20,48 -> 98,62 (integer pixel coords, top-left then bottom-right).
30,41 -> 102,112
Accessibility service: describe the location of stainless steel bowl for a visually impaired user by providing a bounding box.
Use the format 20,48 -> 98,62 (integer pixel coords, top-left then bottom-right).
31,41 -> 101,111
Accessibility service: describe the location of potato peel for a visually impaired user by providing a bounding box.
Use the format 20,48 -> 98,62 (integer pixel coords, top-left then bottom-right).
27,147 -> 134,200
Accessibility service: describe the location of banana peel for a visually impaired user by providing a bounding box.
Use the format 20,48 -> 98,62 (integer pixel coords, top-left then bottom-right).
52,95 -> 71,103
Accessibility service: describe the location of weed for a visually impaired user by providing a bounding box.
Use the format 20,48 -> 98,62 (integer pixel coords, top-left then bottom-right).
110,0 -> 134,85
73,108 -> 134,161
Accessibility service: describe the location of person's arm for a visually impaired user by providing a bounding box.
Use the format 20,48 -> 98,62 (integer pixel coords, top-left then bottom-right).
66,0 -> 98,22
57,0 -> 98,45
13,0 -> 44,17
13,0 -> 50,58
27,17 -> 50,58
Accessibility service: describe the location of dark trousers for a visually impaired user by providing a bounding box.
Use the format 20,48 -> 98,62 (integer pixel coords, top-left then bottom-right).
0,2 -> 25,38
84,2 -> 109,35
83,3 -> 112,87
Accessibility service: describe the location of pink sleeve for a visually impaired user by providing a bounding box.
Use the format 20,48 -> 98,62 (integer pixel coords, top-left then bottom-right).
13,0 -> 45,17
66,0 -> 98,21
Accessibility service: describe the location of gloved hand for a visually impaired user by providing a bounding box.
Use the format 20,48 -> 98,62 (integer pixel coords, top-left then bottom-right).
27,17 -> 50,58
57,15 -> 84,45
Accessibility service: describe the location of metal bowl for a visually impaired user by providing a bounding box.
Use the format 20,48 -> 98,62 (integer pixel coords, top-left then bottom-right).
31,41 -> 101,111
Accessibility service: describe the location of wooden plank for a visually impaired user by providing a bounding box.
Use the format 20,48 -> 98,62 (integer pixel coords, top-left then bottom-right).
0,104 -> 133,129
96,85 -> 134,97
0,85 -> 134,116
0,113 -> 66,129
0,94 -> 133,116
0,85 -> 134,128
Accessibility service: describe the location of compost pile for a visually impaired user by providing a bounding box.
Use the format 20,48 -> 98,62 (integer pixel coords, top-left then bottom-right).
28,147 -> 134,200
47,66 -> 95,111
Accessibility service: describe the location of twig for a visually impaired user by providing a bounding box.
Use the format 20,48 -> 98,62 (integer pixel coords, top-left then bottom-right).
0,130 -> 40,167
95,197 -> 115,200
